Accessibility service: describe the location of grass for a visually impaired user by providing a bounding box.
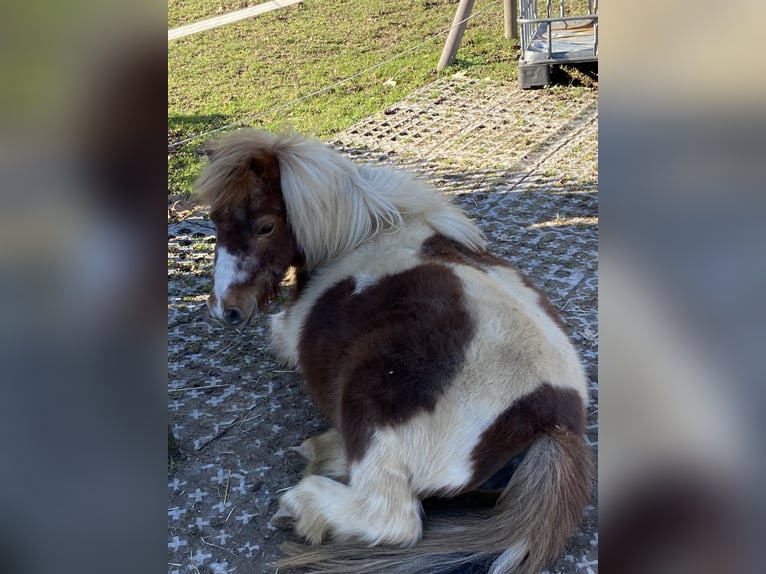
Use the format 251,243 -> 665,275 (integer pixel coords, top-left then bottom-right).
168,0 -> 520,197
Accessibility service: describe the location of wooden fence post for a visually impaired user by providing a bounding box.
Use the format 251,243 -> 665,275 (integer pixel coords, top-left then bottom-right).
504,0 -> 518,40
437,0 -> 476,70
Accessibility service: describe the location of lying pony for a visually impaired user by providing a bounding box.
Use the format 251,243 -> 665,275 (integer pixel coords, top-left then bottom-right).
197,129 -> 593,574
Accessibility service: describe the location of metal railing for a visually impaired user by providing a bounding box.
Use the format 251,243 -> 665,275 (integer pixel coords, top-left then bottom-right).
518,0 -> 598,65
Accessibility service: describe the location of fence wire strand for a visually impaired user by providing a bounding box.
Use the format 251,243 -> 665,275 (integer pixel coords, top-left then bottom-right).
168,1 -> 503,151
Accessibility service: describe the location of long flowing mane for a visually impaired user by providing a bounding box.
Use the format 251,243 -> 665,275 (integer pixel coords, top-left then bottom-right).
197,129 -> 486,269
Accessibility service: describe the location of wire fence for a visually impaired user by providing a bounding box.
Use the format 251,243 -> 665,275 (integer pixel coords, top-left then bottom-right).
168,0 -> 503,152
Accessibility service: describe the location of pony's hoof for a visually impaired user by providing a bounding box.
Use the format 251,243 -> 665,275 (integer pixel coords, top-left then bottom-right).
289,439 -> 314,461
285,444 -> 311,473
271,507 -> 295,530
278,482 -> 330,544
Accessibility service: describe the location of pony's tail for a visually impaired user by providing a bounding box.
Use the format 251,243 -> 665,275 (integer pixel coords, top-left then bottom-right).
277,429 -> 593,574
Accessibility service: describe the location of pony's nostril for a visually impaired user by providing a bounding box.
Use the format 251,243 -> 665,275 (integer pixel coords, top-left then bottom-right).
223,307 -> 244,327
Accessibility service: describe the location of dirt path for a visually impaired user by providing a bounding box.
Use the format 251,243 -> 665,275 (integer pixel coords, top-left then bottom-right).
168,73 -> 598,574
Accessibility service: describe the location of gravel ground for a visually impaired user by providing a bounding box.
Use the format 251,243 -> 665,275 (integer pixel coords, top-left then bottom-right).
168,73 -> 598,574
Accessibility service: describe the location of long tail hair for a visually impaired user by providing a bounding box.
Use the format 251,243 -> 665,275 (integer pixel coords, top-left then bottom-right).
278,429 -> 593,574
199,129 -> 485,270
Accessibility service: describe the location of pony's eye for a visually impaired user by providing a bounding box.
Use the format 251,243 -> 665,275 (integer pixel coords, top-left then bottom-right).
258,223 -> 275,236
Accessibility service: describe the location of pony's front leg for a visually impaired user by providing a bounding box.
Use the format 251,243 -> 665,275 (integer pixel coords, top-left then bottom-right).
269,311 -> 299,368
275,455 -> 422,546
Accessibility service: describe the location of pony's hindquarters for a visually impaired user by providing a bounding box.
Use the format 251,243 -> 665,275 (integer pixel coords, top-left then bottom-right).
276,428 -> 593,574
276,251 -> 592,572
388,428 -> 594,574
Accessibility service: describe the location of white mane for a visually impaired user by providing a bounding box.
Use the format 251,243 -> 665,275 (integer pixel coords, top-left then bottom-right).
259,131 -> 486,269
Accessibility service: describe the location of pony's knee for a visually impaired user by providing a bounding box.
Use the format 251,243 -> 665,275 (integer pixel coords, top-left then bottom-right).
278,476 -> 332,544
348,463 -> 423,546
362,494 -> 422,547
275,472 -> 422,547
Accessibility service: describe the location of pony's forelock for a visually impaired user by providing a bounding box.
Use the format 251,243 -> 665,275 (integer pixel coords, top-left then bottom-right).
195,129 -> 290,213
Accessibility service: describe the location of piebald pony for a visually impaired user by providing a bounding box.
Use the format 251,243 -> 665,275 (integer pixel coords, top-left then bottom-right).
196,129 -> 592,574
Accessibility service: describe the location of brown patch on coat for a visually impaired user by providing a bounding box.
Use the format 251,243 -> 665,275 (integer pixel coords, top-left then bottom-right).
420,233 -> 511,270
421,234 -> 568,331
467,383 -> 586,490
298,264 -> 475,461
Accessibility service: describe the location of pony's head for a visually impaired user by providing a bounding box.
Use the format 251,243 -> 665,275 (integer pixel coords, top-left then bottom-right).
196,130 -> 302,328
195,127 -> 486,328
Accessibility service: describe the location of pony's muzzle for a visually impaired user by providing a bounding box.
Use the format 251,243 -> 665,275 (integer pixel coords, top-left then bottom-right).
222,306 -> 245,328
207,292 -> 249,329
